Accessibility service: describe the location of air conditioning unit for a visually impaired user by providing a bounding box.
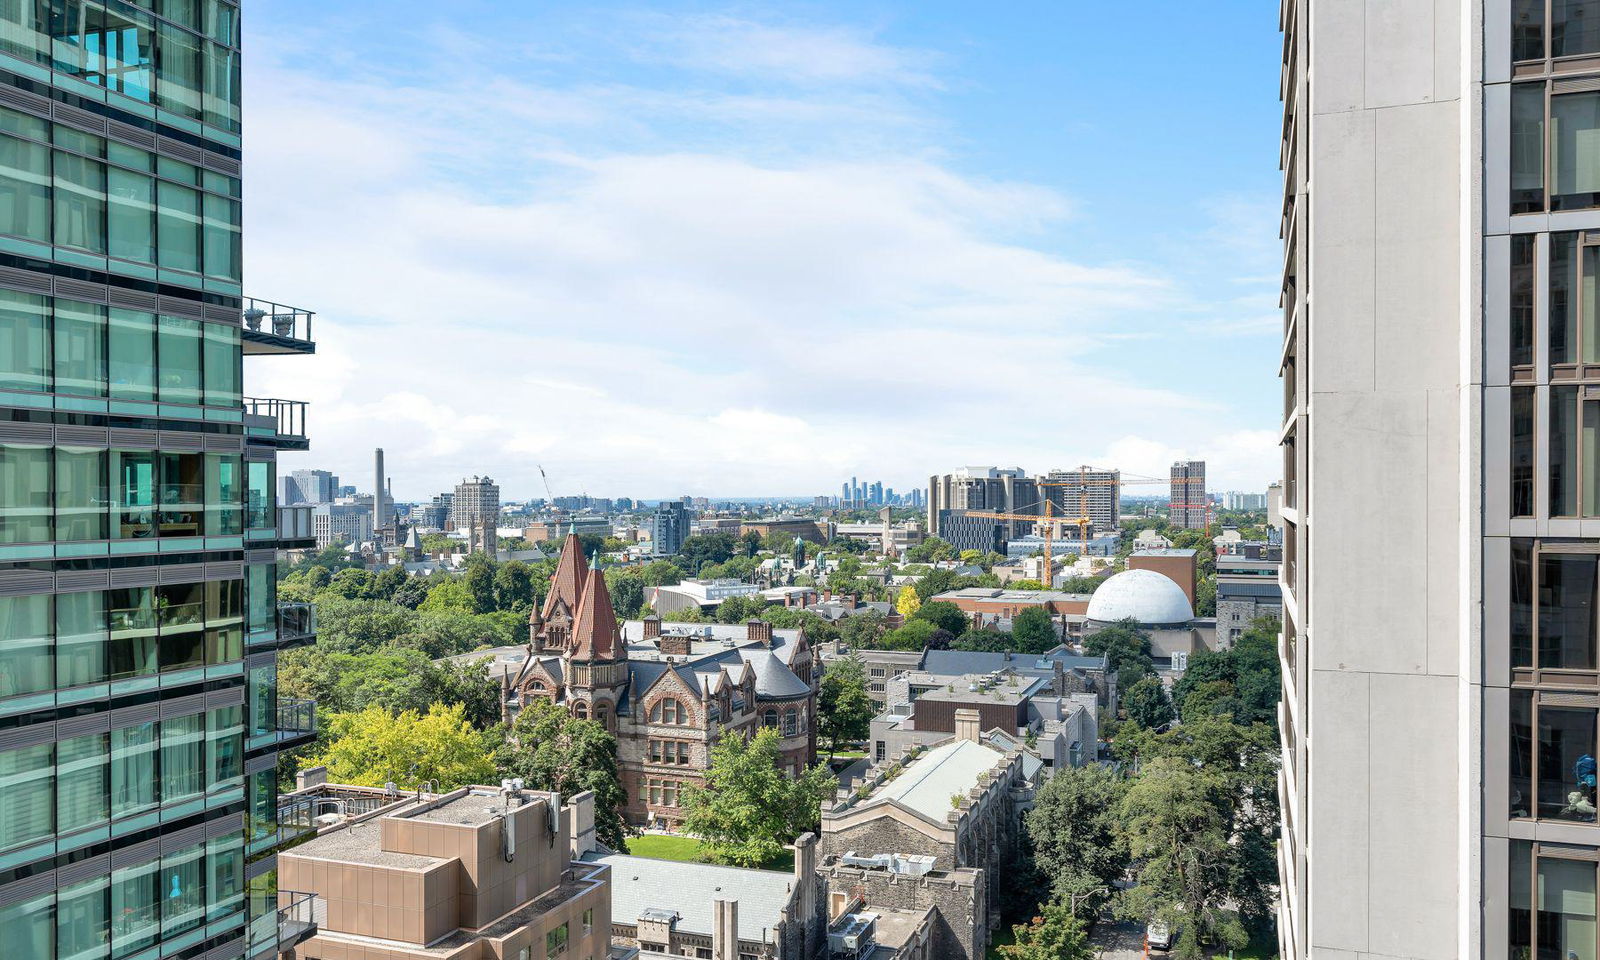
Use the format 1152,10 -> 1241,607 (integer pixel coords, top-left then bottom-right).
828,914 -> 878,959
840,851 -> 892,870
890,854 -> 935,876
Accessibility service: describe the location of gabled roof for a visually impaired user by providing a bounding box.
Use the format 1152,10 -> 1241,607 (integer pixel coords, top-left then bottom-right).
863,737 -> 1007,821
543,532 -> 587,623
571,566 -> 625,662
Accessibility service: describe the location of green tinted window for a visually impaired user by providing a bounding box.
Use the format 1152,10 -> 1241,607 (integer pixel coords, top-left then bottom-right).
157,314 -> 201,403
0,444 -> 51,543
55,446 -> 107,541
0,290 -> 49,392
53,299 -> 107,397
0,133 -> 52,242
157,179 -> 200,271
109,308 -> 156,399
56,589 -> 107,688
108,166 -> 155,263
0,593 -> 52,700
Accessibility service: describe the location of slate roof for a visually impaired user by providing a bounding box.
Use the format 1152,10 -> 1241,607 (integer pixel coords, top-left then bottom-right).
581,852 -> 795,943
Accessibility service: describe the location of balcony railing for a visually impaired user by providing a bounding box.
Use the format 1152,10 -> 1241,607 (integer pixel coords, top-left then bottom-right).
243,397 -> 309,446
278,504 -> 314,542
242,297 -> 316,353
277,891 -> 321,950
278,698 -> 317,738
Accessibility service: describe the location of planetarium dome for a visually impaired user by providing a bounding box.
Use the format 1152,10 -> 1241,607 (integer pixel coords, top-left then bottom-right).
1085,568 -> 1195,626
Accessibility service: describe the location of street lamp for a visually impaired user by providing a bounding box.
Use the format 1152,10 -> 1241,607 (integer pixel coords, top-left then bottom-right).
1069,886 -> 1110,916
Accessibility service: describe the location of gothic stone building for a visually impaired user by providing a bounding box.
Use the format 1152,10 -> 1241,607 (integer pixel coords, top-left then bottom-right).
511,533 -> 821,828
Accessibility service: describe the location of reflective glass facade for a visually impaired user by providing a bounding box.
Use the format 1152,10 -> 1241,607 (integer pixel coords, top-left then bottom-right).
0,3 -> 314,958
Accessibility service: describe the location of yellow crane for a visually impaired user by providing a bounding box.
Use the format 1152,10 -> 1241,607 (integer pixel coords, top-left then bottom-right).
963,499 -> 1091,588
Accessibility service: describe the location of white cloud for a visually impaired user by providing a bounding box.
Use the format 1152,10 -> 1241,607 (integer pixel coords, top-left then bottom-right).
245,10 -> 1278,500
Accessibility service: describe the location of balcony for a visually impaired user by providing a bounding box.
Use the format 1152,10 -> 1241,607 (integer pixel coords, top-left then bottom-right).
243,397 -> 309,450
277,891 -> 322,951
277,698 -> 318,745
277,602 -> 317,651
279,504 -> 315,547
242,297 -> 316,356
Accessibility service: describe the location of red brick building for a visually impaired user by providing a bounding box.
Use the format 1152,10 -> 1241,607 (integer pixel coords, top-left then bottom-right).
510,533 -> 820,829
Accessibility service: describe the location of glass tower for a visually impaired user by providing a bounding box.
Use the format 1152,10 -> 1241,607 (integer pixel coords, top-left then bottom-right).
0,5 -> 320,960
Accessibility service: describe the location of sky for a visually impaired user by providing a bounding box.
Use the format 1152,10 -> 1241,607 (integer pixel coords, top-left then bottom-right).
245,1 -> 1284,502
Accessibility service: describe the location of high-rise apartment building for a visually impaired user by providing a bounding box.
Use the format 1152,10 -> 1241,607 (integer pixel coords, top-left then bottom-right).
312,502 -> 373,548
1042,466 -> 1122,535
1273,3 -> 1572,958
927,467 -> 1038,540
1167,460 -> 1207,530
0,8 -> 321,958
448,475 -> 500,530
651,499 -> 691,556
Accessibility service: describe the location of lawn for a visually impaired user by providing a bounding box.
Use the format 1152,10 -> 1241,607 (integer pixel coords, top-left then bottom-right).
623,833 -> 794,873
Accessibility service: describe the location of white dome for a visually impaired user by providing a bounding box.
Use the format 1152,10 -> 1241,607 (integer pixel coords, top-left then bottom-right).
1085,569 -> 1194,625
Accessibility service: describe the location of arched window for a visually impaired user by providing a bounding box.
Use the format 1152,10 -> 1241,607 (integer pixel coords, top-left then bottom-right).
595,703 -> 609,726
782,709 -> 798,737
573,701 -> 589,720
649,698 -> 685,725
530,681 -> 546,692
762,708 -> 779,729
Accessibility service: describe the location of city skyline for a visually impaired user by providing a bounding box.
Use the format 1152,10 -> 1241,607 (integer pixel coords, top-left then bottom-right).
248,0 -> 1281,498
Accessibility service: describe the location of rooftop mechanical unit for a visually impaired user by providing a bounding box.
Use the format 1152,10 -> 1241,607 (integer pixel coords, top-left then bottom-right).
828,913 -> 878,960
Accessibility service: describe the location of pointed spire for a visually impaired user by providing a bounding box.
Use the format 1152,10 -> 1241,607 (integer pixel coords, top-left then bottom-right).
542,531 -> 586,622
570,565 -> 624,663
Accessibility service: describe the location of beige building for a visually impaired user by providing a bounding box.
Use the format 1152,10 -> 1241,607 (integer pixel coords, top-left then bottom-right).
276,779 -> 611,960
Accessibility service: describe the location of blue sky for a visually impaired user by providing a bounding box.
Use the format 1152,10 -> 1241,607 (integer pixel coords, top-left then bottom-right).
247,1 -> 1283,501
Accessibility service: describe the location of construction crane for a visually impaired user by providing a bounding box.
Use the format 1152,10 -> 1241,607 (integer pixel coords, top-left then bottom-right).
1040,467 -> 1215,537
963,499 -> 1091,588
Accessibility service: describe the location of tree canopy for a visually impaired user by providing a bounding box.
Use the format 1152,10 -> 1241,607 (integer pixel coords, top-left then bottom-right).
311,703 -> 496,791
680,729 -> 836,868
818,657 -> 875,756
495,699 -> 631,851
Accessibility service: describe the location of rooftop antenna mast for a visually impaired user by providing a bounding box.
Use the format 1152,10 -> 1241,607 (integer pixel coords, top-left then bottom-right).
538,465 -> 556,505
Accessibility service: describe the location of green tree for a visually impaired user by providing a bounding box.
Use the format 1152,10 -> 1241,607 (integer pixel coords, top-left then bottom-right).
606,568 -> 647,619
418,578 -> 474,614
313,597 -> 420,654
675,533 -> 738,574
1027,764 -> 1128,918
311,703 -> 496,790
1117,757 -> 1247,960
1171,616 -> 1281,729
716,595 -> 770,624
1122,675 -> 1175,730
876,618 -> 938,651
419,533 -> 458,555
327,568 -> 377,600
391,576 -> 430,609
818,657 -> 874,758
464,558 -> 497,614
493,560 -> 534,612
836,609 -> 886,649
999,901 -> 1095,960
1010,607 -> 1058,655
1084,619 -> 1156,691
913,600 -> 968,635
304,566 -> 332,590
913,567 -> 957,600
428,657 -> 505,729
371,565 -> 408,601
495,699 -> 630,851
639,561 -> 683,587
680,729 -> 836,868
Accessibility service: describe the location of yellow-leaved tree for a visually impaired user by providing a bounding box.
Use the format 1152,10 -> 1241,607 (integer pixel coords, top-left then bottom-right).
895,585 -> 921,618
309,702 -> 496,790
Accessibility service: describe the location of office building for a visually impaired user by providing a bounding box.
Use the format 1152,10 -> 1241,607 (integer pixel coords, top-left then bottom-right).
934,509 -> 1007,555
1214,539 -> 1281,645
289,468 -> 338,505
1042,466 -> 1122,535
1275,3 -> 1549,957
448,475 -> 500,530
1168,460 -> 1206,529
312,502 -> 373,548
0,7 -> 322,957
649,499 -> 690,556
926,467 -> 1038,540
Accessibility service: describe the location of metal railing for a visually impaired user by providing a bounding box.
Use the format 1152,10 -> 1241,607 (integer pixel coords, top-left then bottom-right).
243,397 -> 308,440
277,891 -> 321,948
277,698 -> 317,737
278,504 -> 313,540
277,602 -> 317,641
243,297 -> 315,343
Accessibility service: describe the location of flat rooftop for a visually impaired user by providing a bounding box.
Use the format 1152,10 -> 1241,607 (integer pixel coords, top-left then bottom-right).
911,673 -> 1045,706
933,588 -> 1092,603
581,851 -> 794,942
863,738 -> 1007,821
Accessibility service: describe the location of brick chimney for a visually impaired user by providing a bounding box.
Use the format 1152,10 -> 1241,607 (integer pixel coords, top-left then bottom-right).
659,631 -> 693,657
842,594 -> 858,610
643,616 -> 661,641
747,619 -> 773,647
884,612 -> 904,630
955,707 -> 981,743
713,900 -> 739,960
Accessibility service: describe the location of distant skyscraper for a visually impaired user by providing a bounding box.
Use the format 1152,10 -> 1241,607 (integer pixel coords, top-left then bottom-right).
1168,460 -> 1206,530
290,468 -> 339,504
449,476 -> 501,530
841,481 -> 850,502
927,467 -> 1038,540
1043,466 -> 1122,535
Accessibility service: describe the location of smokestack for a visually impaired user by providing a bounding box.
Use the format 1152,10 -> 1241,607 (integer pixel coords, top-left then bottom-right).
374,448 -> 386,530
